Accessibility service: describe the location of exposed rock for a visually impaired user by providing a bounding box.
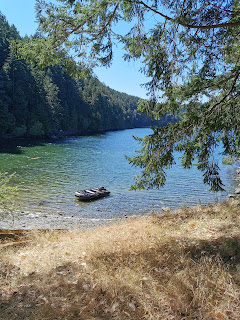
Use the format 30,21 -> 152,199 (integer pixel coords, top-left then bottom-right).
0,211 -> 117,230
162,207 -> 171,212
228,194 -> 238,199
235,187 -> 240,194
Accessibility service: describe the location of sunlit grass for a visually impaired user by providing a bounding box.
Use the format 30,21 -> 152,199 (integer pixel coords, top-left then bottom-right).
1,200 -> 240,319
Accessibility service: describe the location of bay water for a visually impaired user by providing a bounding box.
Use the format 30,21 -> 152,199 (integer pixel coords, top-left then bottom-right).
0,128 -> 237,219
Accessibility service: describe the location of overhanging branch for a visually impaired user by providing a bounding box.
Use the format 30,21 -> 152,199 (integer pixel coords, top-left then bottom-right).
136,1 -> 240,29
208,71 -> 240,113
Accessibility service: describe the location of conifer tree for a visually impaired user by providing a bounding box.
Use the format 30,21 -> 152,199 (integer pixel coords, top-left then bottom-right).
14,0 -> 240,191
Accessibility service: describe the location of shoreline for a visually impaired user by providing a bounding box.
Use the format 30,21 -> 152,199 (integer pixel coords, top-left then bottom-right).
0,126 -> 150,142
0,211 -> 120,230
1,198 -> 239,319
1,162 -> 239,231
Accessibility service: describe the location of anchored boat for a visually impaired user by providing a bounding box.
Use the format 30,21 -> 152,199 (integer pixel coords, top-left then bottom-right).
75,187 -> 110,201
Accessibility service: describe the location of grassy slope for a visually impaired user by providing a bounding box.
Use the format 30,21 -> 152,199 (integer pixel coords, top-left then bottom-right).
0,200 -> 240,320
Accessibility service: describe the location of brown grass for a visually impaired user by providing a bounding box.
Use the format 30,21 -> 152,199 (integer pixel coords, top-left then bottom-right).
1,199 -> 240,320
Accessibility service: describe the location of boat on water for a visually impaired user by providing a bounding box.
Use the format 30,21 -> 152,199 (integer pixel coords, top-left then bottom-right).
75,187 -> 110,201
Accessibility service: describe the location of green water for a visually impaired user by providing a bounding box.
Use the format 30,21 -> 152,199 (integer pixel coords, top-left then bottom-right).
0,128 -> 236,219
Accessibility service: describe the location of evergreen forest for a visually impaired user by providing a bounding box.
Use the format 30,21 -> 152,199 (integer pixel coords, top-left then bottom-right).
0,13 -> 158,139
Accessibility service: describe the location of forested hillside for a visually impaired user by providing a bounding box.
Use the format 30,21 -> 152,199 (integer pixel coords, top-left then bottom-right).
0,13 -> 158,139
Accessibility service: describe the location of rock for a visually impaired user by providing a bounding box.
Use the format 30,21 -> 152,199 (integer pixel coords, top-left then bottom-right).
229,193 -> 240,199
228,194 -> 237,199
235,187 -> 240,194
162,207 -> 170,212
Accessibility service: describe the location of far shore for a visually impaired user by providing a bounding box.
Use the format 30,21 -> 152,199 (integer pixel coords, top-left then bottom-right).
0,126 -> 151,142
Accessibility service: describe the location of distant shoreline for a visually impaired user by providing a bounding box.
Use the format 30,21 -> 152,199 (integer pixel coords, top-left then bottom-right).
0,126 -> 151,142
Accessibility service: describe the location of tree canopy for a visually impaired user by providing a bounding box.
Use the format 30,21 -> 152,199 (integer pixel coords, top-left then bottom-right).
13,0 -> 240,191
0,12 -> 157,139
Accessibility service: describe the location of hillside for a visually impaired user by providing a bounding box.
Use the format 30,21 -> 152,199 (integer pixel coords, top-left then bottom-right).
0,13 -> 162,139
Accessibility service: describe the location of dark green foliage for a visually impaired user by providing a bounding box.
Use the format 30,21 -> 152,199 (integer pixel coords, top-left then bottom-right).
15,0 -> 240,191
0,12 -> 154,140
0,13 -> 19,68
0,172 -> 19,220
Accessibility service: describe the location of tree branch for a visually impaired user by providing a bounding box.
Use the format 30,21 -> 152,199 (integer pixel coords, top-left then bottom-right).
208,71 -> 240,113
95,3 -> 119,37
59,3 -> 119,39
136,0 -> 240,29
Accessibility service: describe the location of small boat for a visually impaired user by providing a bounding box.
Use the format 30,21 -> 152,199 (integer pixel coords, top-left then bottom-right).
75,186 -> 110,201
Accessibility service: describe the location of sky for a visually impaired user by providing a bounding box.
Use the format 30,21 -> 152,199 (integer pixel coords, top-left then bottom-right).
1,0 -> 149,99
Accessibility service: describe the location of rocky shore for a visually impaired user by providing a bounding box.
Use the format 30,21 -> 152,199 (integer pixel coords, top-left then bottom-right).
228,167 -> 240,199
0,211 -> 118,230
2,166 -> 240,231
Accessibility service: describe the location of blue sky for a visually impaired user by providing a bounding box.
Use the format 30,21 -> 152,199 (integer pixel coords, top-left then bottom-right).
1,0 -> 148,99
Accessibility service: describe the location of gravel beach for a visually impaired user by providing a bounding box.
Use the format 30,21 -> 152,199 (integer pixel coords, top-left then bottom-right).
0,211 -> 118,230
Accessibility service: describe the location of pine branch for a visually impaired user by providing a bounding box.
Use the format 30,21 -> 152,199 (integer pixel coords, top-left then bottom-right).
136,0 -> 240,29
208,71 -> 240,113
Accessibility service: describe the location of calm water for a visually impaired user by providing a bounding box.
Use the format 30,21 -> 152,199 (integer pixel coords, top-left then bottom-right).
0,128 -> 237,219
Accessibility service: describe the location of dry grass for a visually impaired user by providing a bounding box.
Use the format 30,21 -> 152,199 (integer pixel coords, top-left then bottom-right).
1,199 -> 240,320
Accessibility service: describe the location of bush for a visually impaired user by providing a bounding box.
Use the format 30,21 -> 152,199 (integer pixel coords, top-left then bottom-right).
12,125 -> 27,137
0,172 -> 19,220
222,156 -> 234,165
28,121 -> 44,136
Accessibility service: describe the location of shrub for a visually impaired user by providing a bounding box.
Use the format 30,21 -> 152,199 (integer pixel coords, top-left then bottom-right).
0,172 -> 19,220
222,156 -> 234,165
12,125 -> 27,137
28,121 -> 44,136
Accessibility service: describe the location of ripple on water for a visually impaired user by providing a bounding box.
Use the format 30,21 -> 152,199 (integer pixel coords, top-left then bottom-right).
0,128 -> 237,218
